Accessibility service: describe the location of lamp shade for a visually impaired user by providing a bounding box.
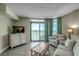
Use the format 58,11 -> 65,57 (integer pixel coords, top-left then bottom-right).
67,28 -> 73,33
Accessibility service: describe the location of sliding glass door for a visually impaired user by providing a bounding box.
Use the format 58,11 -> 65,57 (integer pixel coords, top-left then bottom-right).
31,20 -> 45,42
31,23 -> 39,41
39,23 -> 45,41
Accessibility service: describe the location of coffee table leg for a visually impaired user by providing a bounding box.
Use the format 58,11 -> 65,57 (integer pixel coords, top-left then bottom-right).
48,45 -> 50,54
31,50 -> 33,56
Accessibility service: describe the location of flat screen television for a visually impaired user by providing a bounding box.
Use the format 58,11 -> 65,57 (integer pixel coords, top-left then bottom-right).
12,26 -> 25,33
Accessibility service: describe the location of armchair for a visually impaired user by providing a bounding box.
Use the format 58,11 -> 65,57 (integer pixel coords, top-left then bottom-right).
49,34 -> 66,47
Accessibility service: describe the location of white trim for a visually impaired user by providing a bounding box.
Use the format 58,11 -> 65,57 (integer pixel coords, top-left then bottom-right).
0,46 -> 9,54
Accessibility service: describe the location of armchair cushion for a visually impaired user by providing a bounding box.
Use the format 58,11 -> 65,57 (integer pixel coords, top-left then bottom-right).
58,44 -> 71,51
59,40 -> 65,45
54,47 -> 73,56
65,39 -> 75,50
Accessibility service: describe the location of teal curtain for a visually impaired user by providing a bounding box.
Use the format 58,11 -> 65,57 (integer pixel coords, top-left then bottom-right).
45,18 -> 52,42
57,17 -> 62,34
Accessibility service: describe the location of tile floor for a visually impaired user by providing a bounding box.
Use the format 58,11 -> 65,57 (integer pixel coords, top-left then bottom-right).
0,43 -> 56,56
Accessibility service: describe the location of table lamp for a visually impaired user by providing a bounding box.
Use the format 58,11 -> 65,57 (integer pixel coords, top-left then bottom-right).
67,28 -> 73,39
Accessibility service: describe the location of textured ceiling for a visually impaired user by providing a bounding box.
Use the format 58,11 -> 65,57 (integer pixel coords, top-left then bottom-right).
6,3 -> 79,18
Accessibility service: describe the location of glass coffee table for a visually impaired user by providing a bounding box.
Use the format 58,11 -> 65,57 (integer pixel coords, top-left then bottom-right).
31,42 -> 49,56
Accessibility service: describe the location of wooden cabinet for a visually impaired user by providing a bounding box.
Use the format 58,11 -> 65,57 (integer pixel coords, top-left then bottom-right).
10,33 -> 27,48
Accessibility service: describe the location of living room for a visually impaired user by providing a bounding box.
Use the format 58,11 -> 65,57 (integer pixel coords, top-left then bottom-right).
0,3 -> 79,56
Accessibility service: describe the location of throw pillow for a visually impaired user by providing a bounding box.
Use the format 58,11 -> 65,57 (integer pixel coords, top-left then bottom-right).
65,39 -> 75,50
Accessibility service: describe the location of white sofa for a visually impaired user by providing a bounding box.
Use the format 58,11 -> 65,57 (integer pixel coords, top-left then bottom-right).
54,39 -> 79,56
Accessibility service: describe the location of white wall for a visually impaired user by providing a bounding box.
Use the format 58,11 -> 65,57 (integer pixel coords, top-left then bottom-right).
62,9 -> 79,39
13,19 -> 30,43
0,14 -> 12,53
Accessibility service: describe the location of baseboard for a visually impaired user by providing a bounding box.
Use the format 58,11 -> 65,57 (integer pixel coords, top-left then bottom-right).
0,46 -> 9,54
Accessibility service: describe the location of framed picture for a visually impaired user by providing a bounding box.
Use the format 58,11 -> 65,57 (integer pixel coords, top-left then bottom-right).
12,26 -> 25,33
